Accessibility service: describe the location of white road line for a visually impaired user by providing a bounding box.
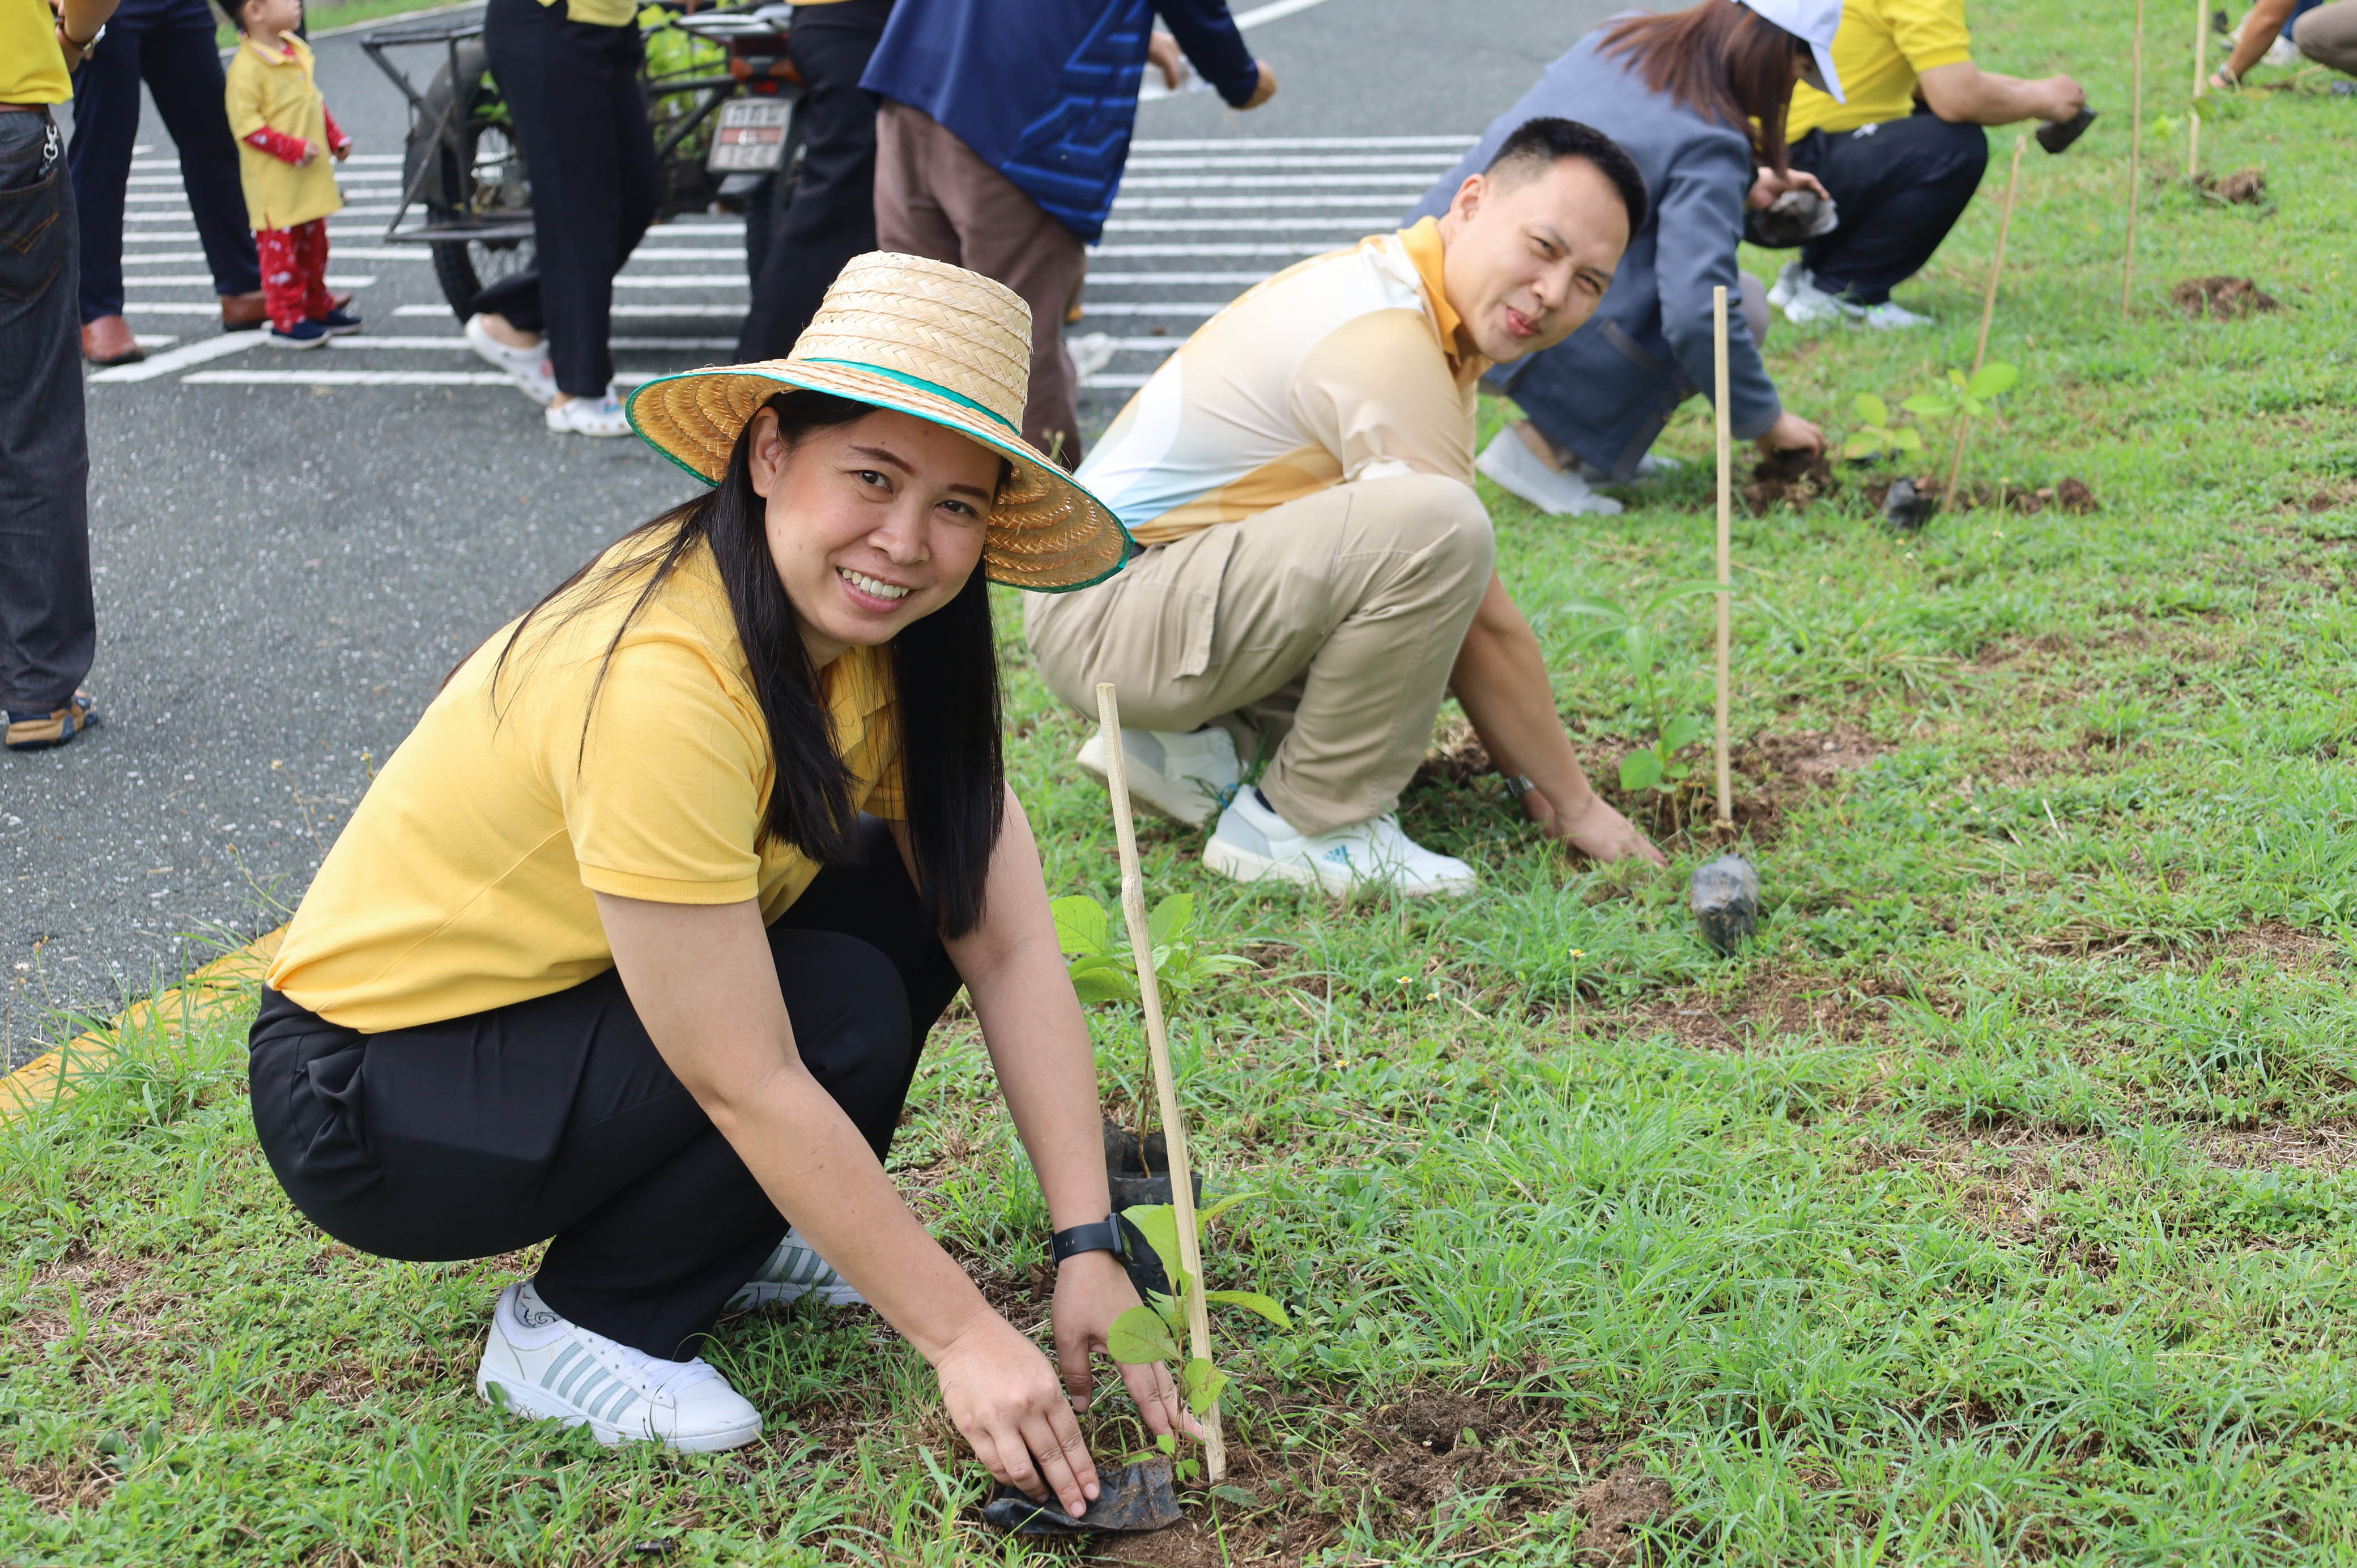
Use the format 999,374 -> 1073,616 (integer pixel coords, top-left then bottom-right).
124,250 -> 427,263
1080,374 -> 1154,390
133,334 -> 179,348
126,274 -> 377,287
122,303 -> 244,316
1233,0 -> 1341,27
127,153 -> 402,169
1103,218 -> 1396,232
119,204 -> 401,219
1090,242 -> 1332,257
1083,271 -> 1269,284
1125,155 -> 1459,170
1069,338 -> 1184,353
322,335 -> 737,350
390,302 -> 744,318
620,248 -> 747,261
1118,174 -> 1439,189
1131,136 -> 1474,151
184,369 -> 662,388
89,333 -> 263,384
610,276 -> 746,289
1066,302 -> 1224,316
1113,194 -> 1422,210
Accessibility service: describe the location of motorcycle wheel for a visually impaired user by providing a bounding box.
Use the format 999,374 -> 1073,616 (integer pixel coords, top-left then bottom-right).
405,41 -> 537,323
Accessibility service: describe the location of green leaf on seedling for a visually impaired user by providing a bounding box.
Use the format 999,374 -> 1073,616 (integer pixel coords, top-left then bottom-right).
1052,896 -> 1108,956
1205,1289 -> 1292,1329
1946,368 -> 1967,389
1967,361 -> 2019,399
1620,750 -> 1664,792
1662,714 -> 1704,752
1891,427 -> 1924,452
1852,392 -> 1890,425
1108,1306 -> 1182,1365
1067,954 -> 1138,1004
1843,432 -> 1887,461
1155,1432 -> 1177,1455
1182,1358 -> 1229,1414
1901,394 -> 1954,418
1147,893 -> 1194,947
1175,1457 -> 1202,1482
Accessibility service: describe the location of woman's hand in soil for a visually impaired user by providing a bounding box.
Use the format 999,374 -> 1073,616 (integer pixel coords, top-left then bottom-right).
1551,792 -> 1667,868
936,1311 -> 1101,1515
1053,1251 -> 1201,1438
1756,410 -> 1825,458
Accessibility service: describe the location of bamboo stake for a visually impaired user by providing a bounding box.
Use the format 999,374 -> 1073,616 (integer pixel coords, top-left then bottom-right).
2125,0 -> 2146,316
1093,682 -> 1224,1482
2189,0 -> 2206,178
1710,285 -> 1732,829
1945,135 -> 2027,502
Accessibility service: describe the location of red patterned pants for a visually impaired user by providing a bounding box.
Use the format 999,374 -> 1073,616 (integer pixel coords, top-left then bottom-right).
256,219 -> 333,332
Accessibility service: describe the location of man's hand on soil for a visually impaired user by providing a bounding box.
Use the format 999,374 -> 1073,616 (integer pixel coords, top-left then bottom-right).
1552,793 -> 1669,868
1757,410 -> 1826,457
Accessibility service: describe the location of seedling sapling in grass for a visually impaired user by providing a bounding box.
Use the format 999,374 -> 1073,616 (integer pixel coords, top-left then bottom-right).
1904,361 -> 2020,501
1841,391 -> 1926,466
1558,583 -> 1721,832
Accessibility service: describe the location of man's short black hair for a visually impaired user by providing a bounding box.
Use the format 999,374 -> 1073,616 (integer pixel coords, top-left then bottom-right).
1482,117 -> 1650,236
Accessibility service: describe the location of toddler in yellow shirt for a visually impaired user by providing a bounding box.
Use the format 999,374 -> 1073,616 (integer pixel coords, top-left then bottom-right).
225,0 -> 361,347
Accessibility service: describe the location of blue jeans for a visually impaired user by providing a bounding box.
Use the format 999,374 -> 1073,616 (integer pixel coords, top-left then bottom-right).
68,19 -> 261,321
0,111 -> 95,714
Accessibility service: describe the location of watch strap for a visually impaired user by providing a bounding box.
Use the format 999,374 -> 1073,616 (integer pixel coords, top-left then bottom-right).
1050,1215 -> 1130,1266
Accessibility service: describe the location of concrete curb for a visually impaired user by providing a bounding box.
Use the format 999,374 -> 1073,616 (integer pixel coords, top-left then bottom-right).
0,927 -> 286,1124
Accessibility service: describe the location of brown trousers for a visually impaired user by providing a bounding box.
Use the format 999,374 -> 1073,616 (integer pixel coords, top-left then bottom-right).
1025,475 -> 1495,835
872,100 -> 1085,467
2296,1 -> 2357,73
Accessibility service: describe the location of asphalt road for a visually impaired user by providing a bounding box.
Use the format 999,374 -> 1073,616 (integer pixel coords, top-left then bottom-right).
3,0 -> 1615,1066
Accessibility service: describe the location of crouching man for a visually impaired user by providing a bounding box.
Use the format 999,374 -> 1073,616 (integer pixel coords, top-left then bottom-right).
1025,118 -> 1667,898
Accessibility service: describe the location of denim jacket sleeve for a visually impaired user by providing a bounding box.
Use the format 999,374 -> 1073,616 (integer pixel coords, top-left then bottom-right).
1653,140 -> 1783,441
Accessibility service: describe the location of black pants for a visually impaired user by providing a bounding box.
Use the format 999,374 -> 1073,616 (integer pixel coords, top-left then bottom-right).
248,819 -> 961,1361
476,0 -> 661,398
68,21 -> 261,321
734,0 -> 893,361
0,112 -> 95,717
1788,109 -> 1989,306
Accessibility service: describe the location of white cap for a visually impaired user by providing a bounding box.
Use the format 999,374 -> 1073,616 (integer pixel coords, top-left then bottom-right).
1735,0 -> 1847,104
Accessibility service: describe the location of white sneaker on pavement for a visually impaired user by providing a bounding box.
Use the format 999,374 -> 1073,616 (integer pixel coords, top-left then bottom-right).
1858,300 -> 1935,330
464,313 -> 558,406
1203,787 -> 1478,899
1077,725 -> 1240,828
1475,430 -> 1624,517
475,1280 -> 763,1452
726,1227 -> 865,1310
546,386 -> 633,438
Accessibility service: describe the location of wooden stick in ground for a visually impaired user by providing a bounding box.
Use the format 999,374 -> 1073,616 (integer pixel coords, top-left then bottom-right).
2189,0 -> 2206,178
1946,135 -> 2027,501
2125,0 -> 2146,315
1710,284 -> 1733,829
1092,681 -> 1225,1482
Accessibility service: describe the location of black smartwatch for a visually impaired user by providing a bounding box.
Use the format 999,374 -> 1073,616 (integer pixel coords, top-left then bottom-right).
1050,1215 -> 1132,1267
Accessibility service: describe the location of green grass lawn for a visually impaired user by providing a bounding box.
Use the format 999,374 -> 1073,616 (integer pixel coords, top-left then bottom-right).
13,3 -> 2357,1562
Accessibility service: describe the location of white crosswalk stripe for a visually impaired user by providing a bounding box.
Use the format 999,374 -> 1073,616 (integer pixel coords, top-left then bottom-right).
96,135 -> 1469,393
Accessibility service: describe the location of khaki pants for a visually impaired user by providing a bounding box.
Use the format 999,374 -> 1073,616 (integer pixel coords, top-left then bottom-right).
1026,474 -> 1494,835
2296,1 -> 2357,73
872,100 -> 1085,467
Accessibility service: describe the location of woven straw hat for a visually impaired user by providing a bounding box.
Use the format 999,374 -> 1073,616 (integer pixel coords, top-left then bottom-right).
626,253 -> 1134,593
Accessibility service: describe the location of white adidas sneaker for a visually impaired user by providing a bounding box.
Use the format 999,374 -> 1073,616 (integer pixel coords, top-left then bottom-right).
1474,430 -> 1624,517
1203,787 -> 1477,899
726,1227 -> 865,1310
463,313 -> 558,406
1077,725 -> 1240,828
475,1281 -> 763,1452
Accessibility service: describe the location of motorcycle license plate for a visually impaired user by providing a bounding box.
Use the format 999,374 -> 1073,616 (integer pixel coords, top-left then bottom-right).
709,97 -> 794,173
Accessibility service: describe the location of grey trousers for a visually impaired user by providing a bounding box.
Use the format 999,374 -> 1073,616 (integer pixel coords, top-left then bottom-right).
0,110 -> 96,715
1026,474 -> 1495,835
2296,1 -> 2357,72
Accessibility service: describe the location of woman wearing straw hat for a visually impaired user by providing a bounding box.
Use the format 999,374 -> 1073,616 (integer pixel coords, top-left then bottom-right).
248,254 -> 1177,1518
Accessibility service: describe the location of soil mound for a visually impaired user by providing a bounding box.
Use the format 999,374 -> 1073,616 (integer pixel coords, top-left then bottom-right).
2193,167 -> 2268,204
1742,448 -> 1837,513
2171,275 -> 2279,319
1860,476 -> 2100,517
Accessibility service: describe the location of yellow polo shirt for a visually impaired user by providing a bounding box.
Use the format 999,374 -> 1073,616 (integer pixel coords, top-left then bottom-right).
269,534 -> 908,1032
1788,0 -> 1975,138
1076,217 -> 1488,547
225,36 -> 345,230
2,0 -> 71,105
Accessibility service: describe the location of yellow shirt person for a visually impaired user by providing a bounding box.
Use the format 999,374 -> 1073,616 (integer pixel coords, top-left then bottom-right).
224,31 -> 347,230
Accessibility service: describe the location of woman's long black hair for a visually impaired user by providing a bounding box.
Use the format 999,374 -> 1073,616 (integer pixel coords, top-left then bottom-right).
1599,0 -> 1812,172
476,390 -> 1005,936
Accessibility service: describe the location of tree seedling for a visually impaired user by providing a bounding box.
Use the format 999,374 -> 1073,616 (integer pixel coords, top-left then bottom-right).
1841,392 -> 1925,465
1558,583 -> 1720,829
1904,361 -> 2020,503
1053,892 -> 1249,1007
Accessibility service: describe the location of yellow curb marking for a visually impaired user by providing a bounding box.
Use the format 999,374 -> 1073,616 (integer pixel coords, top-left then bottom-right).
0,927 -> 286,1124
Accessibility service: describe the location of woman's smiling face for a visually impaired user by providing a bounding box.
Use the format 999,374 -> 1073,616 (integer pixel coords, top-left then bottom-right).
746,404 -> 999,666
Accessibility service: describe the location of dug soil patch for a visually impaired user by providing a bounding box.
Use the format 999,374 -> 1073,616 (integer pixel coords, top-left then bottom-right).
2171,275 -> 2279,319
2192,167 -> 2269,204
1742,448 -> 1839,514
1620,969 -> 1897,1054
1745,452 -> 2099,518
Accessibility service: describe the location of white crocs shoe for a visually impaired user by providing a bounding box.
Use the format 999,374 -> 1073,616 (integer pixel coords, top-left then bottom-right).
463,313 -> 558,406
1475,430 -> 1623,517
726,1227 -> 865,1310
1077,725 -> 1240,828
546,386 -> 633,438
475,1281 -> 763,1452
1204,787 -> 1477,899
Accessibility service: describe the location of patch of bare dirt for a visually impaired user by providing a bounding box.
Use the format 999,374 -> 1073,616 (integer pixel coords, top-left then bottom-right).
1620,970 -> 1897,1053
0,1450 -> 116,1515
1856,1128 -> 2119,1273
2192,167 -> 2269,205
1416,715 -> 1492,786
2197,1125 -> 2357,1173
2219,922 -> 2345,973
2277,479 -> 2357,515
2171,275 -> 2279,320
1742,448 -> 1838,514
1747,727 -> 1883,788
1860,476 -> 2101,517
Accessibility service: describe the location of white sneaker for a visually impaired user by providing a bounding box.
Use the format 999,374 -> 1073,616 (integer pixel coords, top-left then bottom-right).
2265,31 -> 2300,65
1777,269 -> 1853,323
1858,300 -> 1935,330
464,313 -> 558,406
546,386 -> 633,437
1767,258 -> 1809,310
1069,330 -> 1118,383
1475,430 -> 1624,517
1077,725 -> 1240,828
726,1227 -> 865,1310
475,1281 -> 763,1453
1203,787 -> 1477,899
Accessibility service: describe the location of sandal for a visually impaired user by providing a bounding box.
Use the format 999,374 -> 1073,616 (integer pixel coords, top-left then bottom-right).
6,691 -> 100,751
